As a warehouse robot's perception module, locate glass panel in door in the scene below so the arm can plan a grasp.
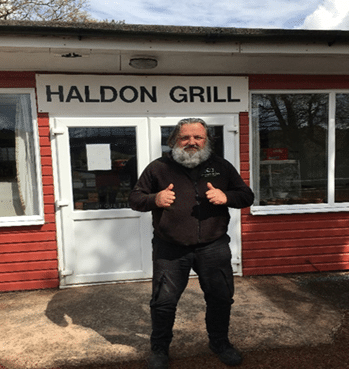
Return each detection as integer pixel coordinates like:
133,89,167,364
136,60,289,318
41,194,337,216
69,127,138,210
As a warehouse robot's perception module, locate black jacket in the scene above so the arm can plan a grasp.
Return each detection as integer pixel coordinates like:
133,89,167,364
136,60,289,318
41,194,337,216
129,153,254,246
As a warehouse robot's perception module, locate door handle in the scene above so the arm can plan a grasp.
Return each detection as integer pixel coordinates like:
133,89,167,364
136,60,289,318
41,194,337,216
51,127,65,135
56,200,69,208
228,124,239,132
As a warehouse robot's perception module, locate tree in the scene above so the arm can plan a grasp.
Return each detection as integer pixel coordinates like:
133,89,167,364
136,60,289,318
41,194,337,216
0,0,93,22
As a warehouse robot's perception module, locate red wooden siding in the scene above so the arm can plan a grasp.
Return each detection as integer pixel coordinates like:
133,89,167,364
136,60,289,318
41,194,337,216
241,75,349,276
0,73,59,291
239,112,251,187
0,71,36,88
241,212,349,275
249,74,349,90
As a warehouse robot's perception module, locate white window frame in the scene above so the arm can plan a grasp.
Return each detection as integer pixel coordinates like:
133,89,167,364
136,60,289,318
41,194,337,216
250,89,349,216
0,88,44,227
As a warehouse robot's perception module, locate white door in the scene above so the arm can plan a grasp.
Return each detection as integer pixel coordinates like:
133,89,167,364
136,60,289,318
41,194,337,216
149,115,242,275
53,117,152,286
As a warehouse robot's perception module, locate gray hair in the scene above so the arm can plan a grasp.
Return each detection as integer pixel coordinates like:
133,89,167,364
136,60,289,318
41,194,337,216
167,118,214,148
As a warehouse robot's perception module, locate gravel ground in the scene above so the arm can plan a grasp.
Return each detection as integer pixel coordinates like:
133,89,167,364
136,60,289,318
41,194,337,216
66,272,349,369
67,312,349,369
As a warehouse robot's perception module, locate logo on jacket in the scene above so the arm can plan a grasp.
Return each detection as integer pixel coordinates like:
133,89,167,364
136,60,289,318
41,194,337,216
201,168,221,178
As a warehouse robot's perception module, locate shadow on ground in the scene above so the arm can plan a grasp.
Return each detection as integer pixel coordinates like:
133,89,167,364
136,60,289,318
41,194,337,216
45,282,153,346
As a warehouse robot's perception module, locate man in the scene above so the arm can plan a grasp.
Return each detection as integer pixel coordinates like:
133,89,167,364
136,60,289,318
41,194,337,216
129,118,254,369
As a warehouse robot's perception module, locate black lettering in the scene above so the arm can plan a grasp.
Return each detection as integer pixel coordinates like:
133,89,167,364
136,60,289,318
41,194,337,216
213,86,226,102
206,86,212,103
85,86,100,102
46,85,64,102
100,86,117,102
120,86,138,103
189,86,205,102
140,86,157,102
66,86,84,102
227,86,241,102
169,86,188,103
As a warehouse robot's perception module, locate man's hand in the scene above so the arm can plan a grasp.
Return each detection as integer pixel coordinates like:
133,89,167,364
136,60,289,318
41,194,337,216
155,184,176,208
206,182,227,205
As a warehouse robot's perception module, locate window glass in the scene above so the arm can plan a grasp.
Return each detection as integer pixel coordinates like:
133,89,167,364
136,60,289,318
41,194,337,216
252,94,328,206
0,94,40,217
335,94,349,202
69,127,137,210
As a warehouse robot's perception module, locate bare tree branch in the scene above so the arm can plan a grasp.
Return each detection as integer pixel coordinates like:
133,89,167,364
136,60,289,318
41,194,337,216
0,0,94,22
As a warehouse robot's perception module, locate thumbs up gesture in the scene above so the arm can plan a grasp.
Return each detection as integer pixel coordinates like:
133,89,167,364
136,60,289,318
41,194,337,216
206,182,227,205
155,183,176,208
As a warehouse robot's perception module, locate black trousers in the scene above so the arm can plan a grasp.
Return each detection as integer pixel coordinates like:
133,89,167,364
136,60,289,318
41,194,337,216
150,234,235,349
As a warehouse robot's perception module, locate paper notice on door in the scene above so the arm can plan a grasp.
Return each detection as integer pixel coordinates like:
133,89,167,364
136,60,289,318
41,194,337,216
86,144,112,171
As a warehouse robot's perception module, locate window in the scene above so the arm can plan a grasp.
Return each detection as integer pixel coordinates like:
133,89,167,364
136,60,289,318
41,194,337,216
251,91,349,215
0,90,43,226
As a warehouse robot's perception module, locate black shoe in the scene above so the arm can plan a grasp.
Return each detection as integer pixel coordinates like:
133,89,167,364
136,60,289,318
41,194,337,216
147,345,169,369
209,338,242,366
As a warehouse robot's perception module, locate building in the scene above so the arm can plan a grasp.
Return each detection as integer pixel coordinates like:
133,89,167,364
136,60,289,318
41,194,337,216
1,21,349,291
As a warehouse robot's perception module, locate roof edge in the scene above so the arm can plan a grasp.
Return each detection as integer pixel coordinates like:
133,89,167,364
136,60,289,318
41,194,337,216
0,20,348,43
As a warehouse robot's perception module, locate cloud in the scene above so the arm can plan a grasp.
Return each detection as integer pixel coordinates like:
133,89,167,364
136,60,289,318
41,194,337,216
89,0,320,29
300,0,349,29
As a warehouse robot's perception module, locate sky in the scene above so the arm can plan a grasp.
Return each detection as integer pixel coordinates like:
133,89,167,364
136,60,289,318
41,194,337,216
88,0,349,30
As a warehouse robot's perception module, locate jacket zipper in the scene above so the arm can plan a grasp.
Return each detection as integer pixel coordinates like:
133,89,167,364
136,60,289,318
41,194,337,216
194,180,201,243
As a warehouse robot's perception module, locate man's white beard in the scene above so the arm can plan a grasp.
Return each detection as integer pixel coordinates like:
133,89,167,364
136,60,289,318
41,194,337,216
172,143,212,168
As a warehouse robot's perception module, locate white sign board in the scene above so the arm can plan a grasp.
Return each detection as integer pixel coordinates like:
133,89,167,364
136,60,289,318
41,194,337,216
36,75,248,115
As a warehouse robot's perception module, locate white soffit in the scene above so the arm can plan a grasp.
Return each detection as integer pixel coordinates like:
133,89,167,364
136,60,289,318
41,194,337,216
1,34,349,55
1,34,349,74
240,41,349,55
0,35,240,54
